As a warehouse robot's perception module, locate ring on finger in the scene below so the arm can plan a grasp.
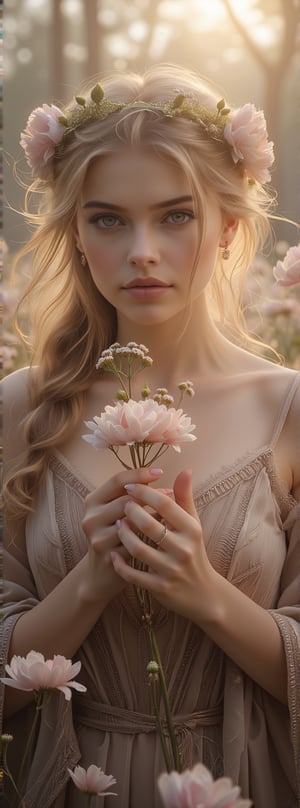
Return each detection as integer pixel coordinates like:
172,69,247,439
156,522,168,549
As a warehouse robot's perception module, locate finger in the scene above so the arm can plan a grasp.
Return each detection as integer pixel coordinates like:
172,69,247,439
86,467,164,506
111,550,160,590
82,494,132,535
123,501,170,549
173,469,199,520
88,522,122,551
115,518,167,569
123,483,199,536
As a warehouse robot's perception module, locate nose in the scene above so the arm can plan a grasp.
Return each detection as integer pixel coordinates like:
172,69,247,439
127,224,160,268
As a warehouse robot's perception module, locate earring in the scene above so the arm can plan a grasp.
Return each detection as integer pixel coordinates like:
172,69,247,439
80,253,87,267
222,243,230,260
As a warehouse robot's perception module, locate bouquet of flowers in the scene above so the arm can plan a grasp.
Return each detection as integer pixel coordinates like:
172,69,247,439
83,341,196,772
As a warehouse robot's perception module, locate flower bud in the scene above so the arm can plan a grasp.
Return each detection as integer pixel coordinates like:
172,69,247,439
147,660,159,674
0,733,14,744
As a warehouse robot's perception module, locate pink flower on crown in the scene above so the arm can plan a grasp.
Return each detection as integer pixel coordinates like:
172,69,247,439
224,103,274,184
83,398,196,453
68,764,117,796
0,651,87,700
158,763,252,808
20,104,66,178
273,244,300,287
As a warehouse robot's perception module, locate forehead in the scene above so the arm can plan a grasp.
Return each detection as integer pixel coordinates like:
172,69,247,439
80,148,193,209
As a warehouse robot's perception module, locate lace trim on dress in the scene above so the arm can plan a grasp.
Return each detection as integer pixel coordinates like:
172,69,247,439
51,447,296,525
269,611,300,799
193,449,295,521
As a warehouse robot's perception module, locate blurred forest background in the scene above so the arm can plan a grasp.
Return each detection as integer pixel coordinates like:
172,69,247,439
3,0,300,370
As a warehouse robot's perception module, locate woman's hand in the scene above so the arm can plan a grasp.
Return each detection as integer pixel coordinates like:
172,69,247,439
111,469,219,626
80,466,164,606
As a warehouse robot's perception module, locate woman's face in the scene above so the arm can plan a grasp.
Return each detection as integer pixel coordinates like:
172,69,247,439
75,148,233,328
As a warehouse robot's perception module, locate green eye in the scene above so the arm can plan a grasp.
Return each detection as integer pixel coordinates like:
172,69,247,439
164,211,194,224
100,215,119,227
90,214,123,228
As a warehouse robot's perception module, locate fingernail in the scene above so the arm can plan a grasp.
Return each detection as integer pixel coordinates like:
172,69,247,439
149,468,163,476
116,519,121,529
124,483,137,491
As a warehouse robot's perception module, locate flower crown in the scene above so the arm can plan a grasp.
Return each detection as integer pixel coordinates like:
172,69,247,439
20,83,274,185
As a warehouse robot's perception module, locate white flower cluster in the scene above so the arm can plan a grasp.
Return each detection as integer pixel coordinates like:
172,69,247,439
96,341,153,371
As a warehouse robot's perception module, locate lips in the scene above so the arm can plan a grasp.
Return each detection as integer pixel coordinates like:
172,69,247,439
124,277,170,289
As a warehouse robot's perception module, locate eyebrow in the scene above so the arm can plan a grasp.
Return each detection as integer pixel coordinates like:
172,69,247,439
82,195,194,211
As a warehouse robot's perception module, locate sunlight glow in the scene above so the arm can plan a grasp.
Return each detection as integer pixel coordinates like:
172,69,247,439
189,0,226,29
252,24,279,47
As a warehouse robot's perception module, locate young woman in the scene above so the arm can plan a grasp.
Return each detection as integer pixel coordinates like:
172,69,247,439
2,63,300,808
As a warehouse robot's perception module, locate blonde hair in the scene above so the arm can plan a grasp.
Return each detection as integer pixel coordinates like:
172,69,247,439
5,63,277,521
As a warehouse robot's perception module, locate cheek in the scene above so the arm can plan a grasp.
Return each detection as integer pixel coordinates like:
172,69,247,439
172,232,198,269
84,237,120,270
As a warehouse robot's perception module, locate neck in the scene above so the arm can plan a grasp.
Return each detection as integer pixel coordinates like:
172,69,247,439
115,298,235,391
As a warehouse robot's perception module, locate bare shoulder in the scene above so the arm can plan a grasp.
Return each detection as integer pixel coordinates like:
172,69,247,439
256,358,300,498
233,350,300,496
280,367,300,499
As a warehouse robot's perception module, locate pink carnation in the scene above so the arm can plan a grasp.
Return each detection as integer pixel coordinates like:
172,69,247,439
158,763,252,808
224,103,274,183
20,104,65,178
83,398,196,453
273,244,300,287
68,764,117,796
0,651,87,701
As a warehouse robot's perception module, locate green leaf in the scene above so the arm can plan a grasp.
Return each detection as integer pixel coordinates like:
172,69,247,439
90,84,104,104
75,95,86,107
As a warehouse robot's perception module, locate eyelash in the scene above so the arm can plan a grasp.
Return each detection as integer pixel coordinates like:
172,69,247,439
89,214,122,228
163,210,195,225
89,210,195,229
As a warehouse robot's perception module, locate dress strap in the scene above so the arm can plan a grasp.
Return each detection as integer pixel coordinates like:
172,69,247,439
270,370,300,449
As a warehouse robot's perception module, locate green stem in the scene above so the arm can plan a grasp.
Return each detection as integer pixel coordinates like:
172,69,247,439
15,690,47,804
1,745,23,805
149,628,181,772
149,678,172,772
135,579,181,772
143,444,170,466
109,447,132,470
129,445,138,469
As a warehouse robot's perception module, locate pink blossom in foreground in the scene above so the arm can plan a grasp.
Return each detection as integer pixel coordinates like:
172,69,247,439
273,244,300,287
83,398,196,453
224,103,274,184
68,764,117,796
20,104,65,178
0,651,87,700
158,763,252,808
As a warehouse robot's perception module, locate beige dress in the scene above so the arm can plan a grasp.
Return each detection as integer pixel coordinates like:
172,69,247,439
1,373,300,808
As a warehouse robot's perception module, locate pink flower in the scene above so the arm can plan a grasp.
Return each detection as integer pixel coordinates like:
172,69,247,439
273,244,300,287
0,651,87,700
157,763,252,808
20,104,66,178
68,764,117,796
83,398,196,453
224,103,274,183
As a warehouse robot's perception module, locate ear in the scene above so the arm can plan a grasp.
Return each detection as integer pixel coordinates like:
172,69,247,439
219,215,239,248
72,222,83,253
